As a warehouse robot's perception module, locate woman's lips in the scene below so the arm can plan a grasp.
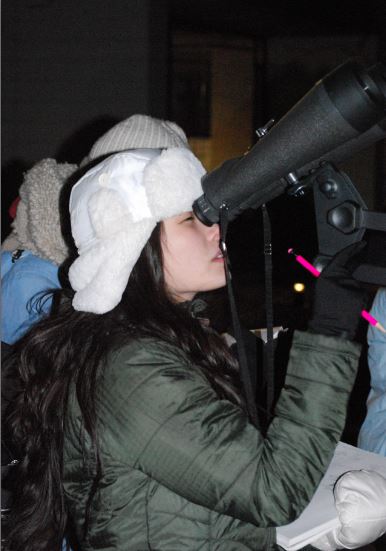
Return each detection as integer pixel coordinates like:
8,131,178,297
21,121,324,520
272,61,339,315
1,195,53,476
212,251,224,262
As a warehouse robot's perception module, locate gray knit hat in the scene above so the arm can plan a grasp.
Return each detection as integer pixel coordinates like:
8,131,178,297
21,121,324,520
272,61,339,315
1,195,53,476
85,114,189,164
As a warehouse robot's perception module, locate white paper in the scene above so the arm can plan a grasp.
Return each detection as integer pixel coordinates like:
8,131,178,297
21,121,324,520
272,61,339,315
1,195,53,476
276,442,386,551
250,326,286,343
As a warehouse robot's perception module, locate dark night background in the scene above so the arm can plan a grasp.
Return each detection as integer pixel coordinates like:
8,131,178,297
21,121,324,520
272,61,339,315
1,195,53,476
2,1,386,446
3,1,385,283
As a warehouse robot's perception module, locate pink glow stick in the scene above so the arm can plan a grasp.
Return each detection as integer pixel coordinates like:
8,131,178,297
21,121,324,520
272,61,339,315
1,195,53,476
361,309,386,333
287,248,321,278
288,248,386,333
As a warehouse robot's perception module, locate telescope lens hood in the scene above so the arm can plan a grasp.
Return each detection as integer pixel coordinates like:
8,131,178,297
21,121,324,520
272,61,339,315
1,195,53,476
323,60,386,133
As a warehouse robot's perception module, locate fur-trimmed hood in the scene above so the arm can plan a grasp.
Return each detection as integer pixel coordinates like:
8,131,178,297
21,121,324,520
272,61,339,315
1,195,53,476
11,159,78,266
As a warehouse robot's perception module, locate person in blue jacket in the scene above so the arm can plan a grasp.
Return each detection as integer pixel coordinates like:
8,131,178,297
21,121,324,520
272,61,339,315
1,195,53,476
358,287,386,456
1,249,62,344
1,159,76,344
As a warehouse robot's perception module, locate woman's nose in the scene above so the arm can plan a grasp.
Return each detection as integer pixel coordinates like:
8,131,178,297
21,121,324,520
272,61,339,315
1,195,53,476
206,222,220,241
196,215,220,241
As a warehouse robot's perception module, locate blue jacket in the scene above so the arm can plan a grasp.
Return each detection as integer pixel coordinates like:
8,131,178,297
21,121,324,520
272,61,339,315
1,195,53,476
358,288,386,456
1,250,60,344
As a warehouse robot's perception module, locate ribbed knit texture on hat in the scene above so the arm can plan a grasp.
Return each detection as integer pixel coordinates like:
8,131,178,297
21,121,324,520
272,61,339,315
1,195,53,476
87,114,189,162
13,159,78,265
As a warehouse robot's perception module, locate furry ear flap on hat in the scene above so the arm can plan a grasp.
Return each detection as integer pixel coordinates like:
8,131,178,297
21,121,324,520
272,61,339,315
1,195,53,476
88,188,132,239
70,220,154,314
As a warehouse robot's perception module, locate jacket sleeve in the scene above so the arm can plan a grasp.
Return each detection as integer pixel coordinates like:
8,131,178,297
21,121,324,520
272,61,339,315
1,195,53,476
1,255,58,344
357,289,386,455
98,330,360,527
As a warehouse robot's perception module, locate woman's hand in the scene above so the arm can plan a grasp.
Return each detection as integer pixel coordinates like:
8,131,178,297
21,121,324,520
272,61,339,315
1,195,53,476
308,241,367,340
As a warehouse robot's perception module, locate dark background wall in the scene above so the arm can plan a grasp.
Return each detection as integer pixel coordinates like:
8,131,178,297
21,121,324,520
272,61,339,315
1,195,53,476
2,0,386,242
2,0,169,230
2,0,169,166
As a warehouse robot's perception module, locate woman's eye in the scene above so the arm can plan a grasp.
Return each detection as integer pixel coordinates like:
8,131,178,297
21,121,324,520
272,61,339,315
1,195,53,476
183,215,194,222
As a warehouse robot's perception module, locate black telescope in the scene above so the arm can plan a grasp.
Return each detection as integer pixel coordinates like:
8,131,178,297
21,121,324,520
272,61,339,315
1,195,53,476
193,60,386,226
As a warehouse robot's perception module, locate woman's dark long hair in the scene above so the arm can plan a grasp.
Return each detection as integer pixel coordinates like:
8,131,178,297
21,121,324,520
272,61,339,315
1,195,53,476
6,223,242,551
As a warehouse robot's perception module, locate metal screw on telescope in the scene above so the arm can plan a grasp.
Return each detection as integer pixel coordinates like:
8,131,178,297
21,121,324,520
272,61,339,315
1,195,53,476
255,119,275,139
286,171,310,197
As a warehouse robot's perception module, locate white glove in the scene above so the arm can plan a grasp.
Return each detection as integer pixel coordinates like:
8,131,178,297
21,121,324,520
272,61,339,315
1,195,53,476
312,469,386,550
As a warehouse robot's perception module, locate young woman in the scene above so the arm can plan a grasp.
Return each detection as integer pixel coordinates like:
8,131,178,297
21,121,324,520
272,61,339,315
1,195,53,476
6,147,364,551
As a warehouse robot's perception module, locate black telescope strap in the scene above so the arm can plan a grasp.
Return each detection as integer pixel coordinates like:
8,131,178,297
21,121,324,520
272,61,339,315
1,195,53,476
361,210,386,232
219,205,260,430
261,204,275,426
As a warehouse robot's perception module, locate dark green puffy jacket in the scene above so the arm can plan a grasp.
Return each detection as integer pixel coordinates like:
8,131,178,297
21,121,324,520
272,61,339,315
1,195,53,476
63,330,360,550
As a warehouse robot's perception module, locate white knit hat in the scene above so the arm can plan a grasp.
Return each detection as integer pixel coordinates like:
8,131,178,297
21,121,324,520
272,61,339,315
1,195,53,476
69,147,205,314
85,114,189,164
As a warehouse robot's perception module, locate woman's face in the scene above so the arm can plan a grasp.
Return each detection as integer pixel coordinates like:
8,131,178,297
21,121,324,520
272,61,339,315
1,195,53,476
161,211,225,302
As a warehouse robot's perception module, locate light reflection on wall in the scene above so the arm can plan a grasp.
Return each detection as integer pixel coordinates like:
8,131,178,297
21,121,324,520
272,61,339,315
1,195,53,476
172,32,259,171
